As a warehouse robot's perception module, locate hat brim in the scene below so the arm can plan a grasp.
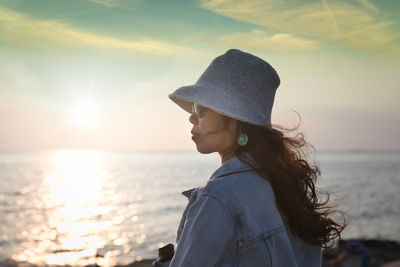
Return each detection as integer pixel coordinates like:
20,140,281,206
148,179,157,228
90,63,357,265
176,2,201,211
168,84,270,127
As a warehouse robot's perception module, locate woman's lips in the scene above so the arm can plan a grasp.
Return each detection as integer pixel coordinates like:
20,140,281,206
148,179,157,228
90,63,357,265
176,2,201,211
191,131,200,141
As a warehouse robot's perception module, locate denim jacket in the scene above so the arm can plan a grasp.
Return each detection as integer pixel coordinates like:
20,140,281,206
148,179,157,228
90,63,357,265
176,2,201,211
154,153,321,267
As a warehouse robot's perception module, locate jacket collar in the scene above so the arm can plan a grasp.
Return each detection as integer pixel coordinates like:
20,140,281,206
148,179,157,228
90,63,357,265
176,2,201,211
209,151,260,180
181,152,260,199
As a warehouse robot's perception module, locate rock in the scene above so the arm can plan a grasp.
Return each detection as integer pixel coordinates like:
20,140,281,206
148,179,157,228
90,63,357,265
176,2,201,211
323,239,400,267
382,259,400,267
0,258,38,267
114,259,154,267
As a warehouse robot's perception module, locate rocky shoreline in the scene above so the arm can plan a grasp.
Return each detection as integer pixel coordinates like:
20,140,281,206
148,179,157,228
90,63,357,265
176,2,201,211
1,239,399,267
323,239,400,267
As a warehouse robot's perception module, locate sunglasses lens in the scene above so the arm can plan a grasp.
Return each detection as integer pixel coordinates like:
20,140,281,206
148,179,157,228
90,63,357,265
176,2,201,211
193,103,205,118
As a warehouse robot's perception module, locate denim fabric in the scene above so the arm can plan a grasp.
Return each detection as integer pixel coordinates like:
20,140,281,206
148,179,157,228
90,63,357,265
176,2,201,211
161,153,321,267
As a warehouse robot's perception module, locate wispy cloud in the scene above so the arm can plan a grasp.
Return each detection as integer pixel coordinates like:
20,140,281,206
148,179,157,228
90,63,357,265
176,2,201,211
355,0,378,11
215,29,320,53
88,0,119,7
321,0,343,40
0,6,192,55
201,0,399,55
0,60,44,91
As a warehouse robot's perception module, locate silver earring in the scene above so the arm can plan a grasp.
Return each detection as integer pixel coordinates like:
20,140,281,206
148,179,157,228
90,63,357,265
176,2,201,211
237,129,248,146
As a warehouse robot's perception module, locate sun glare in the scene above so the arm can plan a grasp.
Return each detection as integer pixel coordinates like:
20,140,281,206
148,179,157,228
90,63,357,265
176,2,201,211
70,100,98,127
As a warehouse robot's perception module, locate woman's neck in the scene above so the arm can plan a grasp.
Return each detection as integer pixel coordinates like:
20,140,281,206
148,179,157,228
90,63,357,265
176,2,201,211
219,149,236,165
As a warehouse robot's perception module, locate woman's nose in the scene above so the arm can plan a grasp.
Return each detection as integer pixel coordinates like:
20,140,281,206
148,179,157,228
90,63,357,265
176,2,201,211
189,113,198,125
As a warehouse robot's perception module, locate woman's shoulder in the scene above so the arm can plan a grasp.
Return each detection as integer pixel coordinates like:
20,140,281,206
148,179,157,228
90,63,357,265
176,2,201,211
203,170,281,219
203,168,275,203
189,154,285,230
198,169,287,243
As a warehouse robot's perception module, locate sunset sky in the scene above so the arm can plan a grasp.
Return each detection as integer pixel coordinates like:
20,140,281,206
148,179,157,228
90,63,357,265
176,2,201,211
1,0,399,151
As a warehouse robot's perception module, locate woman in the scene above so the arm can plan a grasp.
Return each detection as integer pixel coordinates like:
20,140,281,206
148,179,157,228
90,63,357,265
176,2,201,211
155,49,345,266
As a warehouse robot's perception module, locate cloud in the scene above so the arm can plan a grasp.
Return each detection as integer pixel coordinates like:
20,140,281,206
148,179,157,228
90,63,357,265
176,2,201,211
200,0,400,55
216,29,320,53
355,0,378,11
88,0,119,7
0,6,192,55
0,60,44,91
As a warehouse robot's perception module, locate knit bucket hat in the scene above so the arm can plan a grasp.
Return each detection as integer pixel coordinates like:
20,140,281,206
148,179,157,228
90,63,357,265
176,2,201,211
168,49,280,127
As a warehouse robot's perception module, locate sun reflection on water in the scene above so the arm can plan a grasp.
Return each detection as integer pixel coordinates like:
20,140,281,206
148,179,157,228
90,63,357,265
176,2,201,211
13,149,120,266
47,149,105,206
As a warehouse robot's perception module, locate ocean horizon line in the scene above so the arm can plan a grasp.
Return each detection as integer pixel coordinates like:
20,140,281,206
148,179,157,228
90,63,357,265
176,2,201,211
0,148,400,154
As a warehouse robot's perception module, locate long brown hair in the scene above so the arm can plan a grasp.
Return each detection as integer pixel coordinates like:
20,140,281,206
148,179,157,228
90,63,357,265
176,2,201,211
229,117,347,248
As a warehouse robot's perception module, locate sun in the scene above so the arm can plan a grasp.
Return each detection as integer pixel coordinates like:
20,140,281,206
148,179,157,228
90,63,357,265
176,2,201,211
70,100,98,127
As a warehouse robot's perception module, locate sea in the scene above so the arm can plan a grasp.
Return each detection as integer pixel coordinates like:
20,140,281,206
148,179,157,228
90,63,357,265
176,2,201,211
0,150,399,266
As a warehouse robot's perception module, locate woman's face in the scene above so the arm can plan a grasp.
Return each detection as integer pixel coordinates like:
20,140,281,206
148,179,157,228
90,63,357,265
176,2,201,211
189,104,238,156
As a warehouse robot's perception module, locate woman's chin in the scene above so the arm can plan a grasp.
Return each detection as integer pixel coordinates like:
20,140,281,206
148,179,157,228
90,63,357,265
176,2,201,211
194,144,213,154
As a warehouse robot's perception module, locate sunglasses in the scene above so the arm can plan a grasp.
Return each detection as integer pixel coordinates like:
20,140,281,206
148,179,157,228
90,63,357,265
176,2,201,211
192,103,208,118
